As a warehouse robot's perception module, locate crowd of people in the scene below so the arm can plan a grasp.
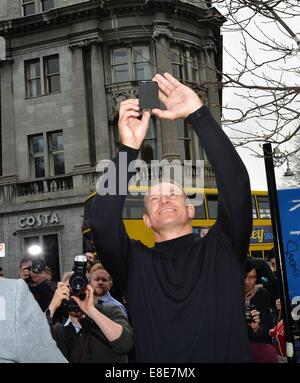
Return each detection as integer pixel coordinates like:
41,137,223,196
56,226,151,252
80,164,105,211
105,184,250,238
0,249,285,363
0,73,296,363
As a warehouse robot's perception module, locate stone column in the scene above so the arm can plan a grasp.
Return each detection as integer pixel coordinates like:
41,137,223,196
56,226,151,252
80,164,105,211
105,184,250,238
70,44,91,172
205,46,221,124
0,59,17,182
90,43,110,162
152,16,180,162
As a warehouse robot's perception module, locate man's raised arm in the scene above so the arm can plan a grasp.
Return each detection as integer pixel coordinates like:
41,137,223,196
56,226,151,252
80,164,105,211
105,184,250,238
89,100,151,291
188,106,252,259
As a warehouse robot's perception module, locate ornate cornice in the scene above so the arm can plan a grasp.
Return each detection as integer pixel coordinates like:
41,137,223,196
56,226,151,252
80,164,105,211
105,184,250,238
0,0,225,37
152,21,172,39
105,82,139,120
68,33,103,49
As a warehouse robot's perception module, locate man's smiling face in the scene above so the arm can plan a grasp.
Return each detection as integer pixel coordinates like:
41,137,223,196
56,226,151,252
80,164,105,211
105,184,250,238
143,182,194,234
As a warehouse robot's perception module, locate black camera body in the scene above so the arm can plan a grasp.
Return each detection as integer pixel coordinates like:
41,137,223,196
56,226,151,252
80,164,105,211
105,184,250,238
64,255,88,313
69,255,88,297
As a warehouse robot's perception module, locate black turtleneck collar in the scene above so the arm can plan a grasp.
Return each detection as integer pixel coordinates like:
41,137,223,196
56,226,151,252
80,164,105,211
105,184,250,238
153,233,196,253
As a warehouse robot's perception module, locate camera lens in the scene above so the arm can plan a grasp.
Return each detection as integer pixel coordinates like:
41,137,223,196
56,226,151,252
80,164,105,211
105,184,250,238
70,275,87,292
31,259,46,274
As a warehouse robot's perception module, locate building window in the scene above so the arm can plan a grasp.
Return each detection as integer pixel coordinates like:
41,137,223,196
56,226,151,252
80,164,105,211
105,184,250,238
133,46,151,81
44,55,61,94
25,59,41,98
22,0,35,16
141,117,157,164
199,51,207,81
111,46,151,83
25,55,60,98
178,121,192,160
41,0,54,12
112,48,128,82
190,51,199,82
29,131,65,178
48,131,65,175
30,134,45,178
171,47,205,83
171,47,184,80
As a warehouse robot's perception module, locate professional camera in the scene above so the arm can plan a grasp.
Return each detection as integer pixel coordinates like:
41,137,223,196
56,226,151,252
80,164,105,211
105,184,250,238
25,258,46,286
63,255,88,313
30,259,46,274
69,255,88,297
245,300,256,324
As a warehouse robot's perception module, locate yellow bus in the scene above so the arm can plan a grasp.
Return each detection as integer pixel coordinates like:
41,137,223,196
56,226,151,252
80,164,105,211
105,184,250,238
82,188,274,259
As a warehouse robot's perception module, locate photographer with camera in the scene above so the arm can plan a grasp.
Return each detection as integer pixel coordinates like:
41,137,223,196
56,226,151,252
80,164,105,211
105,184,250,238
46,256,133,363
19,256,56,312
244,258,278,362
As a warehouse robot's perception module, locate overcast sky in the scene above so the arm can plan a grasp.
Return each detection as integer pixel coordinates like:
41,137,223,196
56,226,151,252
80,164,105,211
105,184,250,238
218,4,299,190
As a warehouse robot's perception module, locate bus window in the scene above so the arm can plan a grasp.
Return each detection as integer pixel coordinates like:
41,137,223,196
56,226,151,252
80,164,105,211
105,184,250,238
128,206,145,218
252,196,258,219
206,194,218,219
250,250,264,259
194,202,206,219
257,196,271,219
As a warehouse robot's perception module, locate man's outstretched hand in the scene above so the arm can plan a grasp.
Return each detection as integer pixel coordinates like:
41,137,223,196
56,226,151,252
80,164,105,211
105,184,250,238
118,99,151,150
152,72,203,120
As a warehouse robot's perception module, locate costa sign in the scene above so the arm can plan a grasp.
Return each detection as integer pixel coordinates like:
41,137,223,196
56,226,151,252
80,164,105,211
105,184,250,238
18,212,60,228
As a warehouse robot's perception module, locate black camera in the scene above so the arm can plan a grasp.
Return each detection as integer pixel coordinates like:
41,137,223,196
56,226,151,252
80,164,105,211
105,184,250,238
31,259,46,274
245,300,256,323
69,255,88,297
25,258,46,286
64,255,88,313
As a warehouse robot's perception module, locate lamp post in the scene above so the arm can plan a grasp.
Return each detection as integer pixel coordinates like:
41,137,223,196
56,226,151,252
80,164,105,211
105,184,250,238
273,148,295,178
284,157,294,177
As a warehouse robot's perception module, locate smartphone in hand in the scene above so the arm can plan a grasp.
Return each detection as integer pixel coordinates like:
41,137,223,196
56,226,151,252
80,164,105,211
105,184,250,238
138,80,160,110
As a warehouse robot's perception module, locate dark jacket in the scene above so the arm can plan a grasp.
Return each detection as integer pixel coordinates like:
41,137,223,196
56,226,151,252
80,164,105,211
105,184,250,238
249,287,274,343
29,279,57,312
50,304,133,363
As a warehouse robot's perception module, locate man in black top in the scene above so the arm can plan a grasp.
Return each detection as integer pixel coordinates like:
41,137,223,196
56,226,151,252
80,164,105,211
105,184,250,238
90,73,253,362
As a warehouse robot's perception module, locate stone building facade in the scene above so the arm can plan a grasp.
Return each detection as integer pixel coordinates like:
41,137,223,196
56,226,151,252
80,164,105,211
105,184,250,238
0,0,223,278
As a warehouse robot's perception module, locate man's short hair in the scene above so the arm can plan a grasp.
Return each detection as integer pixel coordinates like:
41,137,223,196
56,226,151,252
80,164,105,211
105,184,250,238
90,264,111,280
246,257,258,275
19,256,32,269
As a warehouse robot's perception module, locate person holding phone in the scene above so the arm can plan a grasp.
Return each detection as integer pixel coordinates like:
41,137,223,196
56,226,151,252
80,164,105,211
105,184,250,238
90,73,252,362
